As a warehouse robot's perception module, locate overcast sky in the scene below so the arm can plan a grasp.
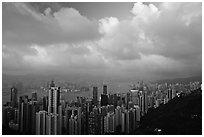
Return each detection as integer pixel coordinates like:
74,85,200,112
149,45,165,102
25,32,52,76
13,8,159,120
2,2,202,81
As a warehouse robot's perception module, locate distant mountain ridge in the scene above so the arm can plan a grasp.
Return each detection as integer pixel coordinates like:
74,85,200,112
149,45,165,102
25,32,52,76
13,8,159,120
156,76,202,84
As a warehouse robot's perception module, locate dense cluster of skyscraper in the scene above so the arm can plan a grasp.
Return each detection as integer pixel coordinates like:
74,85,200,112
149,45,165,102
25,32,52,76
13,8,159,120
2,80,201,135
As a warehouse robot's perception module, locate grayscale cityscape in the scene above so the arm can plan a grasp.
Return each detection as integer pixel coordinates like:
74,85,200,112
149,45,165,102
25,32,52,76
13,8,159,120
2,2,202,135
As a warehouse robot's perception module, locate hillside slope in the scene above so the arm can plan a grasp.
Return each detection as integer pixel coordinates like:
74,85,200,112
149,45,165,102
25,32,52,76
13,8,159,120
134,89,202,135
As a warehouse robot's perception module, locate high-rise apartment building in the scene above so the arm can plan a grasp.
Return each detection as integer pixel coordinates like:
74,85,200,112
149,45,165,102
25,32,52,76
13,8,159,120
101,94,108,106
88,112,96,134
48,81,60,114
31,92,37,101
103,85,107,95
36,110,47,135
11,87,18,108
46,113,58,135
93,87,98,106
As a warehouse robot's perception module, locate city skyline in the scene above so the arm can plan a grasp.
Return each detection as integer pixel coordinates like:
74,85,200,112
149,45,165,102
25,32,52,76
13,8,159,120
3,79,202,135
2,2,202,81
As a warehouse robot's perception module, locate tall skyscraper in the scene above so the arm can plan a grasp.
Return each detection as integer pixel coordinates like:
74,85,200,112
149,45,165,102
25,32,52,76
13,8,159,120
88,112,96,134
115,106,122,130
113,93,118,107
126,92,131,108
108,112,115,133
104,113,108,133
77,107,82,135
42,96,48,111
31,92,37,101
128,108,135,133
92,106,101,135
58,105,63,135
14,108,19,125
104,112,115,133
121,112,125,133
48,81,60,114
125,110,130,134
30,101,38,134
141,91,148,115
93,87,98,106
46,113,58,135
108,94,114,105
65,107,73,134
36,111,47,135
10,87,18,107
130,89,140,106
74,116,78,135
134,105,140,122
19,95,29,133
101,94,108,106
167,88,173,101
68,114,75,135
101,85,109,107
18,96,23,132
103,85,107,95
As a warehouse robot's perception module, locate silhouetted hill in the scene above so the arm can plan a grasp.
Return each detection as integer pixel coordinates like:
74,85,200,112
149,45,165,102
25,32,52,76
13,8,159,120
156,76,202,84
134,89,202,135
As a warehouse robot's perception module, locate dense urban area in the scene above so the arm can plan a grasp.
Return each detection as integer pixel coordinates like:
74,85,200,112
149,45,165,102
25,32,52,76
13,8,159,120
2,78,202,135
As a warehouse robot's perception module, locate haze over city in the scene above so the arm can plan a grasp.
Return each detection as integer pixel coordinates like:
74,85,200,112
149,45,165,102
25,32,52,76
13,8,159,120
2,2,202,135
2,2,202,81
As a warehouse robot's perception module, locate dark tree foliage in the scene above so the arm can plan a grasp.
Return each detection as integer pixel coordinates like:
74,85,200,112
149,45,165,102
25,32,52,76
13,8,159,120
134,89,202,135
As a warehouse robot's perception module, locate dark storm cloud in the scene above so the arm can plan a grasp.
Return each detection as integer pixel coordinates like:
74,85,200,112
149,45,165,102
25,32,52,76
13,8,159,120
2,2,202,80
3,3,101,46
28,2,134,20
28,2,63,14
